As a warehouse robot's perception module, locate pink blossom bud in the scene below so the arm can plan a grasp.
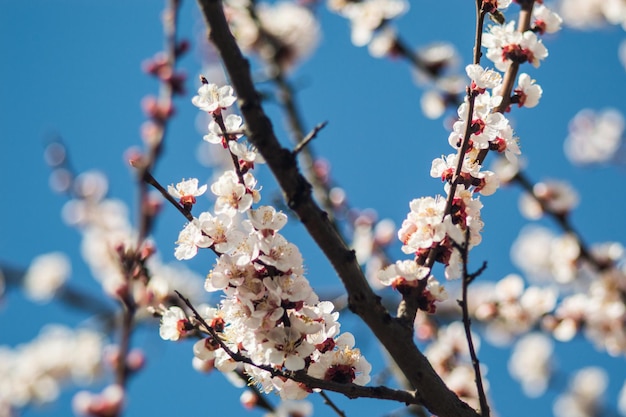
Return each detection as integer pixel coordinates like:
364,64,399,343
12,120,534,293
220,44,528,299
127,349,146,372
125,147,145,168
240,390,258,410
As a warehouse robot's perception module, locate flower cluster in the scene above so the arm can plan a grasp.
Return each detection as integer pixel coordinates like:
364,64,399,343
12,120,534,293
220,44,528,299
0,325,104,414
377,2,563,314
483,20,548,72
161,81,371,400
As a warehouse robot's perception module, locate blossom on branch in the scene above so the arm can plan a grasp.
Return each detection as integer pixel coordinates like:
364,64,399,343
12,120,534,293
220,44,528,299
204,114,244,147
483,21,548,71
191,83,237,114
168,178,207,206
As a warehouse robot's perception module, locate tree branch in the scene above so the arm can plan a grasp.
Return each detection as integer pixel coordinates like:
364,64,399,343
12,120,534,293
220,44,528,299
194,2,480,416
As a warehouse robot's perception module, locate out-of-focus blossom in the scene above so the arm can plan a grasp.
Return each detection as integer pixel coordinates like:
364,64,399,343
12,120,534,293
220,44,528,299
553,367,608,417
72,384,125,417
508,333,553,397
23,252,71,302
511,225,580,283
335,0,408,47
564,108,624,165
518,179,579,219
0,325,103,413
226,1,320,71
558,0,626,30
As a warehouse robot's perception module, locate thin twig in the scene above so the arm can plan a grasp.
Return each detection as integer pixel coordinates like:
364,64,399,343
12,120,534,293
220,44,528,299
143,171,194,222
319,391,347,417
293,121,328,155
457,230,490,417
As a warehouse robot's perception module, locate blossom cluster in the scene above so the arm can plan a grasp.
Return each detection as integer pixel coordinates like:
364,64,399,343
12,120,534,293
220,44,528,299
376,1,563,314
160,81,371,400
0,325,104,415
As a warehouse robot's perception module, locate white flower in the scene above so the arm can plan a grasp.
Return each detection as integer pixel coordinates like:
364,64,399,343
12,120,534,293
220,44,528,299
211,170,254,216
307,333,371,385
398,196,448,254
192,83,237,114
465,64,502,91
513,73,542,108
256,233,304,274
228,141,263,164
426,276,448,302
448,92,509,150
167,178,207,205
247,206,288,233
159,306,189,341
174,220,214,260
203,114,244,146
207,253,255,291
377,260,429,287
533,4,563,34
553,367,608,417
263,326,315,371
197,212,244,254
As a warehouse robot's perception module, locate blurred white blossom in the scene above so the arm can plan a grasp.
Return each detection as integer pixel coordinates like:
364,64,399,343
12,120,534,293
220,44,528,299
564,108,624,165
23,252,71,302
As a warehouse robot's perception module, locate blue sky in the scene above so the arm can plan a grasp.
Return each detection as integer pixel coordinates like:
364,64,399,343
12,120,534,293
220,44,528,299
1,1,625,416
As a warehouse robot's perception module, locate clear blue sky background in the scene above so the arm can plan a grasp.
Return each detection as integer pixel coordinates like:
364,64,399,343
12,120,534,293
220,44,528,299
1,1,625,416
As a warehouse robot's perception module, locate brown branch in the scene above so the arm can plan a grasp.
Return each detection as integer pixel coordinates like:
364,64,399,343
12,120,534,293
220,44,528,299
176,291,422,406
135,0,184,243
143,171,194,222
194,1,479,416
456,231,490,417
293,121,328,155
